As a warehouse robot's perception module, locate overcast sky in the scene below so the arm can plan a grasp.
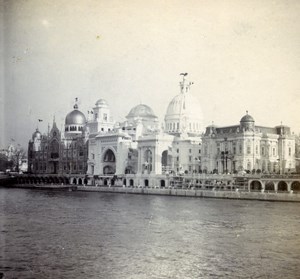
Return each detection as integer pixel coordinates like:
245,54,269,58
1,0,300,149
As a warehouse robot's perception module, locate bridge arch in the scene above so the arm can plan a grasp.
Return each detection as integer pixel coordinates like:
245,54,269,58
291,181,300,192
250,180,262,191
278,181,288,192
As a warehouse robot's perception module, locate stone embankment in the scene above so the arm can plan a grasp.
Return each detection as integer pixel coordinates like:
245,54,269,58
77,186,300,202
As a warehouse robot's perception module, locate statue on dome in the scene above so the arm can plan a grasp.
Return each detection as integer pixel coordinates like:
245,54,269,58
179,73,193,94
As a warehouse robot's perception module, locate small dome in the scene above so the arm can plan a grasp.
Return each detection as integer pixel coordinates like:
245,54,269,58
240,112,254,123
95,99,108,107
65,109,86,125
126,104,157,119
32,129,41,140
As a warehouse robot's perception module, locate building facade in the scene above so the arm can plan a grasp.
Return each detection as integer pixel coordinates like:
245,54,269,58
27,74,297,186
201,113,296,174
28,102,88,175
86,74,203,186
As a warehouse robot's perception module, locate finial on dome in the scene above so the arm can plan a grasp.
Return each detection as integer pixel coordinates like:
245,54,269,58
246,110,248,114
74,97,79,109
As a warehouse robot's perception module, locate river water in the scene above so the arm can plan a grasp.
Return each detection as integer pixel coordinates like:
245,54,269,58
0,188,299,278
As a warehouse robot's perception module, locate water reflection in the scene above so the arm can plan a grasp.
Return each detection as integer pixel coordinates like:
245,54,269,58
0,188,299,278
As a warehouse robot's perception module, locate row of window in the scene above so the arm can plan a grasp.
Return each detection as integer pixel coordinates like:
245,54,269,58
94,113,108,122
213,146,292,157
65,125,83,132
63,164,84,171
33,150,85,159
166,122,201,131
176,148,201,154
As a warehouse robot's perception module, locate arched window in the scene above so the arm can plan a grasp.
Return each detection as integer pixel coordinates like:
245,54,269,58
50,140,59,159
144,149,153,173
103,149,115,162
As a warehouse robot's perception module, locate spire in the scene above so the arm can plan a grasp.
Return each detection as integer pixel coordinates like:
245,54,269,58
74,97,79,109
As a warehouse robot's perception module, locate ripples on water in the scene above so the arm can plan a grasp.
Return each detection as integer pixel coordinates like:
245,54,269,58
0,188,299,278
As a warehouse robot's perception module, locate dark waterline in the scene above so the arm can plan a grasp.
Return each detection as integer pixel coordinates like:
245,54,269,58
0,188,299,278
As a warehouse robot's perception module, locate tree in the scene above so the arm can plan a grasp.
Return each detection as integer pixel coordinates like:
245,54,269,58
0,153,9,171
9,147,26,173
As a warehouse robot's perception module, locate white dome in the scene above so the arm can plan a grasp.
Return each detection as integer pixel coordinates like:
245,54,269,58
165,91,203,136
126,104,157,120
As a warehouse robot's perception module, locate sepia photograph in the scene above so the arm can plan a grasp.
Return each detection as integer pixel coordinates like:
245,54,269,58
0,0,300,278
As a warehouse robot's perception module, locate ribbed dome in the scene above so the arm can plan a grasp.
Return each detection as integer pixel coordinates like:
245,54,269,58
240,113,254,123
65,109,86,125
95,99,108,107
126,104,157,119
165,92,203,135
32,129,41,140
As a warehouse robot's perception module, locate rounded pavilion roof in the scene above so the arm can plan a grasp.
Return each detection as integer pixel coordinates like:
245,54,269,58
126,104,157,119
95,99,108,107
240,112,255,123
65,106,86,125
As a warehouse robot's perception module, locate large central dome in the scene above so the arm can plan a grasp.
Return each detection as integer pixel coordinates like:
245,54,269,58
165,76,203,136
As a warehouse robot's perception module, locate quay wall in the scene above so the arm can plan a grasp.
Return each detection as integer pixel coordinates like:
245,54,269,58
77,186,300,202
1,181,300,202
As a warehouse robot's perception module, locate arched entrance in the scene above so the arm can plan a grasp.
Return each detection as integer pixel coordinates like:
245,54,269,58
291,181,300,192
278,181,287,191
160,180,165,187
130,179,134,187
78,178,82,185
144,179,149,187
250,180,262,191
123,179,127,186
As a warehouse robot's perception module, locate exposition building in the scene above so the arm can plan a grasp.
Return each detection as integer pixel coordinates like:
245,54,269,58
27,74,296,186
28,102,89,183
